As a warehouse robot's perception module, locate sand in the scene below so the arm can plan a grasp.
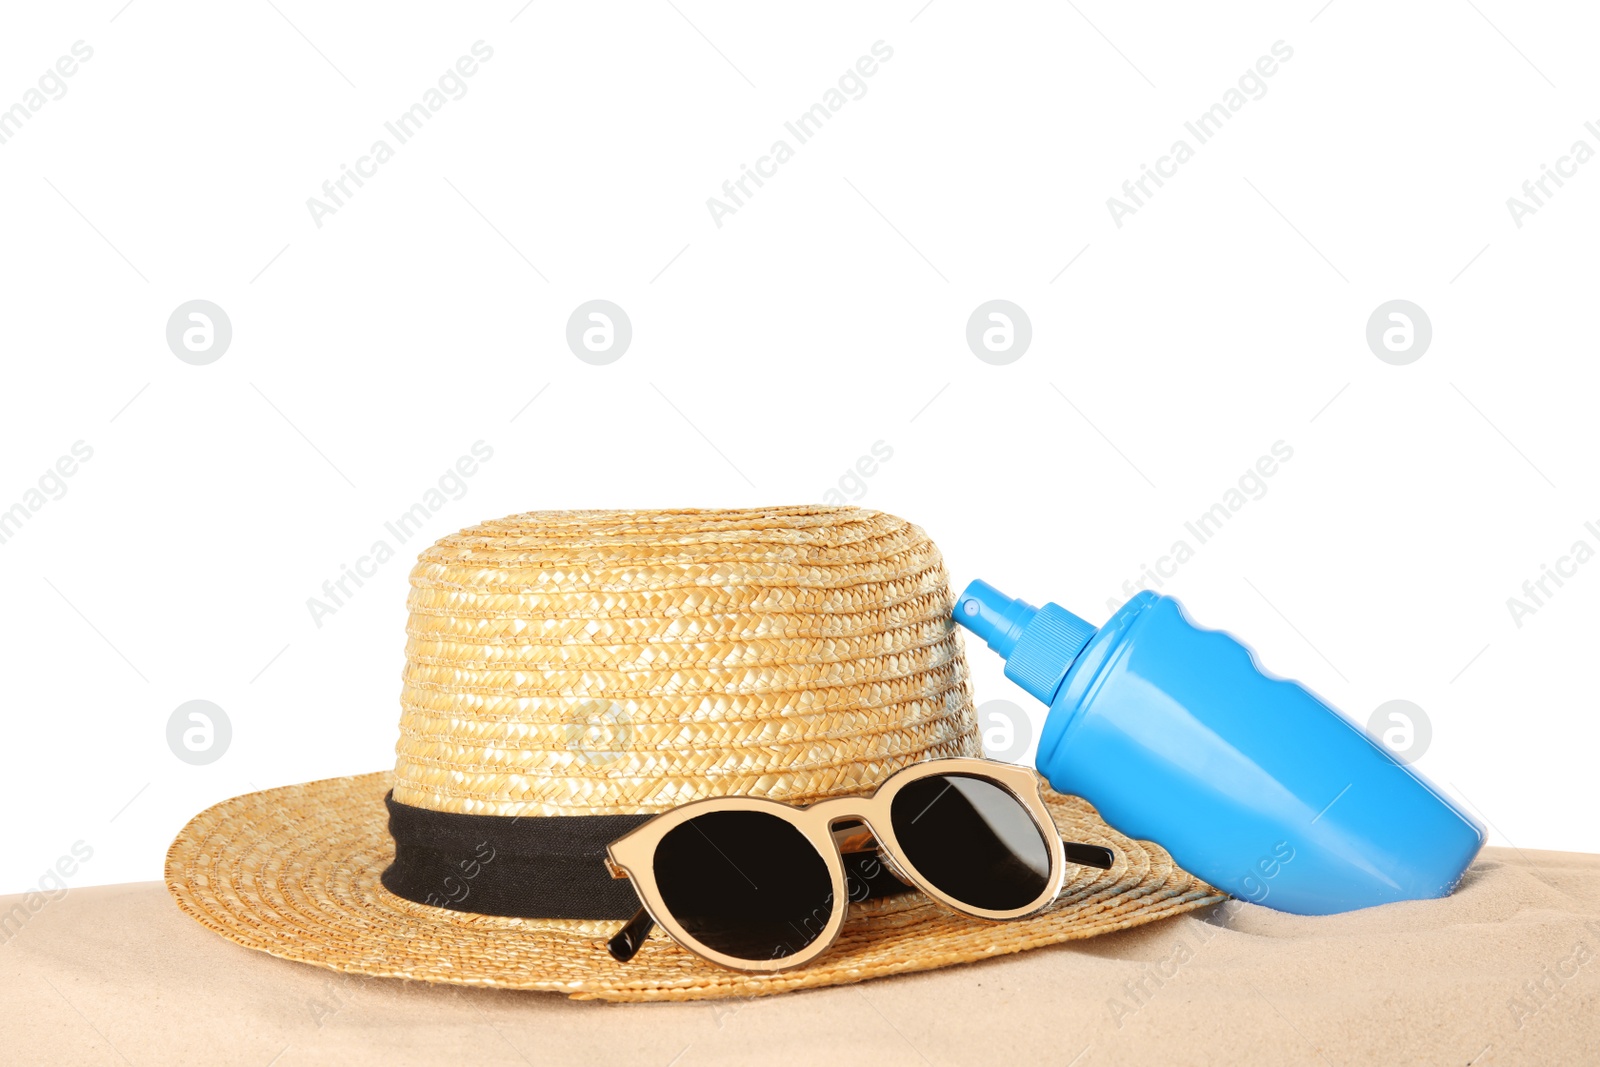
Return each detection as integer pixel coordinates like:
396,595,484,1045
2,846,1596,1065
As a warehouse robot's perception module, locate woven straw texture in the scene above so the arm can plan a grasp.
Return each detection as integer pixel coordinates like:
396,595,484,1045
394,506,979,816
166,771,1225,1002
166,506,1223,999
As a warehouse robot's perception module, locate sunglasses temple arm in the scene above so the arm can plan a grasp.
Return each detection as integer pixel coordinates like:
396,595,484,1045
607,907,656,963
1063,841,1116,870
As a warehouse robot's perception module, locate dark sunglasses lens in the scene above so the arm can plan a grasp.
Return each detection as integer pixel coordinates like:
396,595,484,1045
890,774,1052,911
652,810,834,961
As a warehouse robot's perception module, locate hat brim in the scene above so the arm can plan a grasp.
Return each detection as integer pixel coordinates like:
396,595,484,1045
165,772,1223,1002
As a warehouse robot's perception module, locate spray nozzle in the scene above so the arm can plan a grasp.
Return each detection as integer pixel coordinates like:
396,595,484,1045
954,579,1098,704
955,580,1038,658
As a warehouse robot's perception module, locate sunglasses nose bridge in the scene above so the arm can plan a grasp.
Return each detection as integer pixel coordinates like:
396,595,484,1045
810,798,893,868
828,818,884,856
802,794,866,834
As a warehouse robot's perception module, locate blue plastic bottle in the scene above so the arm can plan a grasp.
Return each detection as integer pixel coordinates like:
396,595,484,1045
954,580,1485,915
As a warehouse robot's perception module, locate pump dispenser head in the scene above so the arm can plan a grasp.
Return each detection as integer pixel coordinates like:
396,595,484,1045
954,580,1097,705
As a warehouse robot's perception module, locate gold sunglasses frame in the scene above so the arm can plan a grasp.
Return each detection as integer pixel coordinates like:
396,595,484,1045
604,757,1073,973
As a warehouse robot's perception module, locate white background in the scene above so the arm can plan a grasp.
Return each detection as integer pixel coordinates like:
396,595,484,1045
2,1,1597,897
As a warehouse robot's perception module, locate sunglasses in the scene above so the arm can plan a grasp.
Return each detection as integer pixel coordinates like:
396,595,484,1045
603,757,1114,972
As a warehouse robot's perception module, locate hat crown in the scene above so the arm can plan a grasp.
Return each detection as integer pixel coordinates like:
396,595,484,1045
392,506,979,816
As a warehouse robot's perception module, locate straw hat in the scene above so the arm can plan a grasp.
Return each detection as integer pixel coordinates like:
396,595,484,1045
166,506,1221,1001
